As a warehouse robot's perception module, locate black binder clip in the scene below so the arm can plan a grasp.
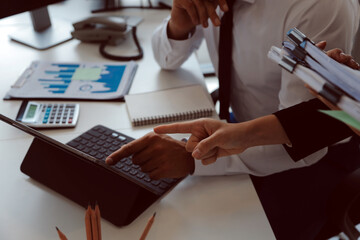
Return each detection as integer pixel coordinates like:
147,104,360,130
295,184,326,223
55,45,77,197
279,54,297,73
319,83,343,105
282,41,307,62
287,28,314,47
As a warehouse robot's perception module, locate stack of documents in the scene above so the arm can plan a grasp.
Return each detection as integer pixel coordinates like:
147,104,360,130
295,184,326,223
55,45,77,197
268,28,360,130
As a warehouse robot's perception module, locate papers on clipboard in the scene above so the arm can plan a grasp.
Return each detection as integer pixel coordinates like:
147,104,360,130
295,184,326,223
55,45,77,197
268,28,360,129
5,60,138,101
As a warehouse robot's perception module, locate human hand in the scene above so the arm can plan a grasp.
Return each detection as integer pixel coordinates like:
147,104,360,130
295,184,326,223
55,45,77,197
105,132,194,179
308,42,360,136
154,118,251,165
316,41,360,70
307,41,360,107
168,0,228,39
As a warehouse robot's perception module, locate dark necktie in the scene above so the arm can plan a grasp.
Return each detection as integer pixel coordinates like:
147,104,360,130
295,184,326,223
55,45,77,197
218,0,235,121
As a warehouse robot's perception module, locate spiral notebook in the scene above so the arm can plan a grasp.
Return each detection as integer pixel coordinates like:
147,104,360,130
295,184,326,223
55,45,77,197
125,85,215,126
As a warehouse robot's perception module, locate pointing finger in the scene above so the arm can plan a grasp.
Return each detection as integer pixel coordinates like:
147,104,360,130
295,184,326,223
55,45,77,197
106,136,150,165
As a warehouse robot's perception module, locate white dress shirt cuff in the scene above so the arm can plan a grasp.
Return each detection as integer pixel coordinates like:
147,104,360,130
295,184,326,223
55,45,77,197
167,25,203,52
193,155,250,176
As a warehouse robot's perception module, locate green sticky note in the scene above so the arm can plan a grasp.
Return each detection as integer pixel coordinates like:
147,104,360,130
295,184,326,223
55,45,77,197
319,110,360,131
71,68,101,81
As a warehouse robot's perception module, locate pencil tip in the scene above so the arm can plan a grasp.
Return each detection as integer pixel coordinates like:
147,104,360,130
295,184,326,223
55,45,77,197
153,212,156,217
55,226,59,231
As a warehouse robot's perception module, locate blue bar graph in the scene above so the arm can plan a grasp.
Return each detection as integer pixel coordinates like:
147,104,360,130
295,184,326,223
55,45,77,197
37,64,126,94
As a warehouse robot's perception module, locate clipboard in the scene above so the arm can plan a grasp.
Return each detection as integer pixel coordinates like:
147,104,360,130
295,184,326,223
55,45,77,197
4,60,138,102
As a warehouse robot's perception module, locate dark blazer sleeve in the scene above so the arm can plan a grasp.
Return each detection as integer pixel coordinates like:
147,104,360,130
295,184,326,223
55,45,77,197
273,98,354,162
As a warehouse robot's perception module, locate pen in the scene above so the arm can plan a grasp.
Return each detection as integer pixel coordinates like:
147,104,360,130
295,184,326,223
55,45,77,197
55,226,68,240
139,212,156,240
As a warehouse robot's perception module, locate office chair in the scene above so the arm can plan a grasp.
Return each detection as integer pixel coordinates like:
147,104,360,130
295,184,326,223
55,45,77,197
315,167,360,240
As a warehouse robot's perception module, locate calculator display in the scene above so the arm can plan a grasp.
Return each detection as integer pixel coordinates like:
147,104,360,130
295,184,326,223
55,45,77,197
25,104,38,119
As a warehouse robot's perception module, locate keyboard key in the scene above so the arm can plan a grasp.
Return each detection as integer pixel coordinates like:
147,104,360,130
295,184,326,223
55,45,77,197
144,176,152,182
115,163,124,169
129,169,138,175
89,151,97,156
118,136,126,141
104,130,112,136
98,128,105,133
77,145,85,151
151,180,161,186
92,145,100,151
81,133,92,140
122,166,131,172
68,141,79,148
163,178,176,184
83,148,91,153
136,172,145,179
88,130,101,137
110,146,119,151
159,182,168,189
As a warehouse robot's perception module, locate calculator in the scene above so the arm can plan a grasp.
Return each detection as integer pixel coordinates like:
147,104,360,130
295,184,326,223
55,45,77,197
16,101,80,128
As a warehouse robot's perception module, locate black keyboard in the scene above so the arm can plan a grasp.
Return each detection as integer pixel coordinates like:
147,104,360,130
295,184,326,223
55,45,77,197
66,125,179,194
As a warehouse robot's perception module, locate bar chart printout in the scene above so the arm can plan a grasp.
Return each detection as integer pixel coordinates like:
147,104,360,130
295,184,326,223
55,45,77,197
6,61,138,100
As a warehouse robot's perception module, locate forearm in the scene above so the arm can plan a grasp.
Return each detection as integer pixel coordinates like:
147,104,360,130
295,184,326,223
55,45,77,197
243,114,291,148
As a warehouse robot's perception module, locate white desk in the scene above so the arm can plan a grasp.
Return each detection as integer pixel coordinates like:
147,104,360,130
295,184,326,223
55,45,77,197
0,1,275,239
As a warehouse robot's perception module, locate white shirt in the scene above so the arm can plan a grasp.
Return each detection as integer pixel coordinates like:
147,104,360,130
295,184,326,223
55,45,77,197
152,0,360,176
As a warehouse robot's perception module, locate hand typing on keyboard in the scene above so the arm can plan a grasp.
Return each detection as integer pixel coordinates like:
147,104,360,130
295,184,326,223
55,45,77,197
106,132,195,180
